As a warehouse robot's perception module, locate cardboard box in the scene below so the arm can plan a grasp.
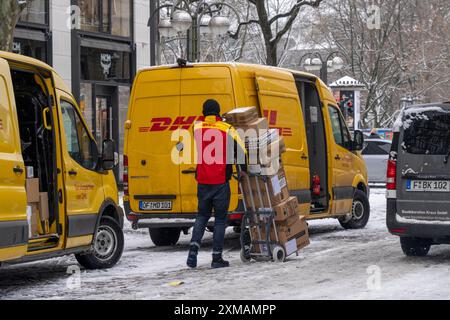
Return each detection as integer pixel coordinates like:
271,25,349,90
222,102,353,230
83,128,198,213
224,106,259,125
236,117,268,133
26,178,39,203
242,167,289,209
38,192,49,222
273,196,300,222
258,138,284,165
27,204,39,237
279,136,286,154
250,216,310,255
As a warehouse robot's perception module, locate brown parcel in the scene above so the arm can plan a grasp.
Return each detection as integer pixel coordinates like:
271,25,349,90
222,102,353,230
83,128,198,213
26,178,39,203
235,117,268,132
224,106,258,125
39,192,49,221
273,196,300,222
242,167,290,209
29,204,39,237
251,217,310,254
258,137,286,166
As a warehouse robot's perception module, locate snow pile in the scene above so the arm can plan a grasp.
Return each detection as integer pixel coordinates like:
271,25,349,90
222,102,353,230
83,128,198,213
393,106,446,132
396,214,450,225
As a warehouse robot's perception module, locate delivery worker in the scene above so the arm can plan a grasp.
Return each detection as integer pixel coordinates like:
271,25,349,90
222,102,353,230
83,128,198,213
187,99,246,269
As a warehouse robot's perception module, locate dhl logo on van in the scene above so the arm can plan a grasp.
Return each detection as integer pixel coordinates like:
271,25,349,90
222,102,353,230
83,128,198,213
138,110,292,136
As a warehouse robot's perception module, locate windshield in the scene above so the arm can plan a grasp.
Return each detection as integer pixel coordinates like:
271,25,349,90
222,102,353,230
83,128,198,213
403,110,450,155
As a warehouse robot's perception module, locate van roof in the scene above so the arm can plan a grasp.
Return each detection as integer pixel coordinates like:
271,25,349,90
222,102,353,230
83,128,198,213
403,102,450,110
137,62,325,85
0,50,72,95
0,50,55,73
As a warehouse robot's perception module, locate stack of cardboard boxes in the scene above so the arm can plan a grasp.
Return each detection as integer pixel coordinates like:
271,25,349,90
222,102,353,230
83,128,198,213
224,107,310,257
25,167,49,237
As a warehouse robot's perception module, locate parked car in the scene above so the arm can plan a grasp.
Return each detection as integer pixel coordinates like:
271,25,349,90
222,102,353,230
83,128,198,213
387,102,450,256
362,139,392,183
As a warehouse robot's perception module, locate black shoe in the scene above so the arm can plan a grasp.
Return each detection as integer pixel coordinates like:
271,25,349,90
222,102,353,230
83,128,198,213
211,254,229,269
187,245,198,268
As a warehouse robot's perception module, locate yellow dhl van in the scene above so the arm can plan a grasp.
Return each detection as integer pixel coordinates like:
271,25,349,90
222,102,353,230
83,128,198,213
0,52,124,269
124,62,369,246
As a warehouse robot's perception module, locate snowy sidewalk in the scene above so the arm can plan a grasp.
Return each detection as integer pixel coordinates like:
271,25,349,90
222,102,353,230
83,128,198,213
2,188,450,299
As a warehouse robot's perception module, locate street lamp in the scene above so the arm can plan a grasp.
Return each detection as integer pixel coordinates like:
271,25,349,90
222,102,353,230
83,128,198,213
299,52,345,84
149,1,240,62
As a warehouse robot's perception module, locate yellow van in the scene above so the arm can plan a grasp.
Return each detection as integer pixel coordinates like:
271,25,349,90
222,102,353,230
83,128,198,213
0,52,124,269
124,62,369,246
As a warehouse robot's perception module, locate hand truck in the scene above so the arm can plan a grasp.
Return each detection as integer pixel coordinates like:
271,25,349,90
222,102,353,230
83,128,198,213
237,165,288,263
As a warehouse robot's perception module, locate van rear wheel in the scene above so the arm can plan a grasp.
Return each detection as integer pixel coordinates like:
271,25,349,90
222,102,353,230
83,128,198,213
400,237,431,257
149,228,181,246
75,216,124,269
338,190,370,229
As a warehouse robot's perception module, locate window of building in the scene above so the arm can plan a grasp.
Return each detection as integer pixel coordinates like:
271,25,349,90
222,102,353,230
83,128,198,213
61,100,98,170
80,47,131,82
19,0,48,25
12,38,47,62
79,0,131,37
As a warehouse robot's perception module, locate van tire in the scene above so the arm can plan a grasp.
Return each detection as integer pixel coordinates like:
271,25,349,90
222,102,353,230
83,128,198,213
75,216,124,269
400,237,431,257
339,190,370,229
149,228,181,246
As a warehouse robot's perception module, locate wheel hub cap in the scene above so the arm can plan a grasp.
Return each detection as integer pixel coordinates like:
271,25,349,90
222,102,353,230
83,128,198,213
94,225,117,261
352,200,364,220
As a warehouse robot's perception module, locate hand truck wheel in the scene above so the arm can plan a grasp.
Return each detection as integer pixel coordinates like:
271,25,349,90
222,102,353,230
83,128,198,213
240,248,252,263
272,245,286,263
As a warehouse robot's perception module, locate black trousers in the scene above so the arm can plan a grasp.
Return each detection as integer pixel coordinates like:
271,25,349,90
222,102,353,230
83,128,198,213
190,182,230,254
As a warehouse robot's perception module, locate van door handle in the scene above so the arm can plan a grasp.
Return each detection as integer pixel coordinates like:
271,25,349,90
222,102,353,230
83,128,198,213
335,155,341,160
301,154,308,160
68,169,77,176
182,168,196,174
13,166,24,174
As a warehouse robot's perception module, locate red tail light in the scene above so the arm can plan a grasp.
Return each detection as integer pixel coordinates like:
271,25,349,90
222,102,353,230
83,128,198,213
123,155,129,196
312,175,321,196
386,159,397,190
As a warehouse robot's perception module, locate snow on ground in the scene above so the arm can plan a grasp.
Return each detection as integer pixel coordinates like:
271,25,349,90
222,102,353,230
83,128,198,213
2,188,450,300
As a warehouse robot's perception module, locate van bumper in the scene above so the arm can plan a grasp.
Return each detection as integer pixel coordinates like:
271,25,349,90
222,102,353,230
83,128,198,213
124,200,243,230
387,199,450,241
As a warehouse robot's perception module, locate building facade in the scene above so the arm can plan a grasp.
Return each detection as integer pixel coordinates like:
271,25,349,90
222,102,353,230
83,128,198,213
13,0,152,181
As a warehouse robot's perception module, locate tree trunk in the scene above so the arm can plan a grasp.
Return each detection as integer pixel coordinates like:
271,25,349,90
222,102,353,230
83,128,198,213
0,1,26,52
265,42,278,66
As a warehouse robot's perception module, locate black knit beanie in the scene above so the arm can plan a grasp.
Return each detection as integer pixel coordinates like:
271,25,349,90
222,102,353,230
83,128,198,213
202,99,221,116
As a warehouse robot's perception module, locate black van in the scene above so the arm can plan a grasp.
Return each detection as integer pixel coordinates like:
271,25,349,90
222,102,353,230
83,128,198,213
387,102,450,256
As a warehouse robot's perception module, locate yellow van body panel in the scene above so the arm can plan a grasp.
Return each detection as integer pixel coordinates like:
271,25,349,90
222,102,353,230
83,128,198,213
125,63,369,220
0,245,28,261
66,235,94,249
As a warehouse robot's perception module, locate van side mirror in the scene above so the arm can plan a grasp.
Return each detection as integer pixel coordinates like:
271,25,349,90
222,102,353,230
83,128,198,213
101,139,116,170
353,130,364,151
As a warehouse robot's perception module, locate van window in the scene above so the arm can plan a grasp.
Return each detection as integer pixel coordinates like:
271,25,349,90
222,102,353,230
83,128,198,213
403,111,450,155
328,105,351,149
61,100,97,170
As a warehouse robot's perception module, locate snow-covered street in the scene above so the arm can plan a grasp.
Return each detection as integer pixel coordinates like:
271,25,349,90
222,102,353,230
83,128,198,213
2,188,450,300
